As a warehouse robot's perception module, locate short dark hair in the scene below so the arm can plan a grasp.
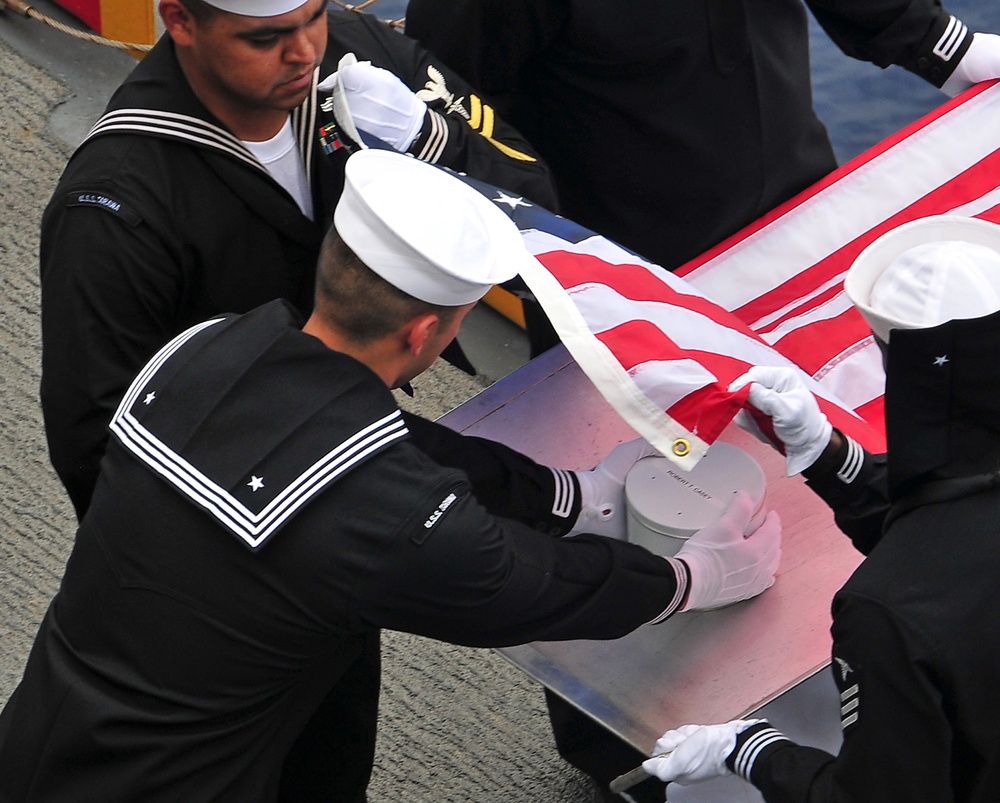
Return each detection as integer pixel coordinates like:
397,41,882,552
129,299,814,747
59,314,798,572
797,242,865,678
178,0,219,23
314,225,459,344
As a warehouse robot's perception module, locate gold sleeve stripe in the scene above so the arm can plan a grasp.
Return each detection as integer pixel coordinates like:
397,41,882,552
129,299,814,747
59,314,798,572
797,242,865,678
464,96,536,162
482,137,537,162
468,95,482,129
481,102,495,139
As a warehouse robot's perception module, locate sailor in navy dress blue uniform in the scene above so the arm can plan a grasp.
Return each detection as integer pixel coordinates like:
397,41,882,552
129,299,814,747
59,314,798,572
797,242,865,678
3,150,781,802
643,215,1000,802
39,0,558,522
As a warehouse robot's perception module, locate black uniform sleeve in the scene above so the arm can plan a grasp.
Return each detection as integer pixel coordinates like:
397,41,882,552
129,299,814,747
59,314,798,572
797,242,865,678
401,412,580,535
408,0,972,93
727,596,953,802
404,0,567,100
348,442,686,646
802,432,889,555
39,177,186,520
805,0,973,86
327,11,558,209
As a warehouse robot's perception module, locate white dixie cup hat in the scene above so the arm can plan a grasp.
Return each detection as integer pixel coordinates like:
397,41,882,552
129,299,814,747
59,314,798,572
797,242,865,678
199,0,311,16
845,215,1000,343
334,149,529,305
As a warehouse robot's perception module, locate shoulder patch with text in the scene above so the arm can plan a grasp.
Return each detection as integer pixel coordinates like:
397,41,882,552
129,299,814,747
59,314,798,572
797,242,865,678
65,190,142,226
410,490,462,545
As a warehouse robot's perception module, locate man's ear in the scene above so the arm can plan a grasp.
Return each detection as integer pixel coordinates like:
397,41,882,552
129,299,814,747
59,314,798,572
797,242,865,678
159,0,197,44
403,313,440,357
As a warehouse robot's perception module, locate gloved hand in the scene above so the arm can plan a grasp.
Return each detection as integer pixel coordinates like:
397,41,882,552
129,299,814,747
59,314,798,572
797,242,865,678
729,366,833,476
318,53,427,152
570,438,659,539
641,720,762,786
675,491,781,611
942,32,1000,97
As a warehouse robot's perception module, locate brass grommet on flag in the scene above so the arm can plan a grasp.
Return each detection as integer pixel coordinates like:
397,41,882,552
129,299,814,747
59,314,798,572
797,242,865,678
671,438,691,457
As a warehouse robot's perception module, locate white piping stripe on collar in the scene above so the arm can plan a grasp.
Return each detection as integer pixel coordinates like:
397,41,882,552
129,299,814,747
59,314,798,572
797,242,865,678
85,74,322,182
109,319,409,548
290,68,321,194
113,318,226,422
112,409,407,547
87,109,265,173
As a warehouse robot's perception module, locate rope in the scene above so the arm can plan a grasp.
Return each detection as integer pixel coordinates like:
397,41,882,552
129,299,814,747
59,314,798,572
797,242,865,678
0,0,404,54
332,0,404,28
0,0,153,52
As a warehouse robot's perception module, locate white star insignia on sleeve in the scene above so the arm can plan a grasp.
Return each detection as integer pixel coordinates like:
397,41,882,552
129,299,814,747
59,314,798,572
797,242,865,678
143,392,156,405
933,355,949,367
247,475,265,492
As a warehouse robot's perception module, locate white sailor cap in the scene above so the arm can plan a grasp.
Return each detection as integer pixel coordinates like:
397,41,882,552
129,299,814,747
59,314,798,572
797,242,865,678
845,215,1000,343
200,0,308,16
334,150,525,306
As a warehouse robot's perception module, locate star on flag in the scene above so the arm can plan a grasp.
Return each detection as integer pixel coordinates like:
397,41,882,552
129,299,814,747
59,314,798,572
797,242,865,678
493,191,531,210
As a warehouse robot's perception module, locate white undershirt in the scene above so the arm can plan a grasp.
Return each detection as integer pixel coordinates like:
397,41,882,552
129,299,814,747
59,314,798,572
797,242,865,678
242,116,314,220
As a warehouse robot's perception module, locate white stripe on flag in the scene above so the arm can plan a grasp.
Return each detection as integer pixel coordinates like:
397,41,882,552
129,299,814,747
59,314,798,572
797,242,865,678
682,84,1000,310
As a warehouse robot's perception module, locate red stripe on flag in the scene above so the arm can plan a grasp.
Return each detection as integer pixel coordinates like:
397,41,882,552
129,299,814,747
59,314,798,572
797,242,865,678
675,80,1000,278
536,250,764,338
852,398,886,446
593,320,749,441
977,204,1000,224
733,150,1000,328
768,310,872,375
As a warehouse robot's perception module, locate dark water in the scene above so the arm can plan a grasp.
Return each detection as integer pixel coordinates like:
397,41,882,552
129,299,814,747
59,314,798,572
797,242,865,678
380,0,998,165
808,0,1000,162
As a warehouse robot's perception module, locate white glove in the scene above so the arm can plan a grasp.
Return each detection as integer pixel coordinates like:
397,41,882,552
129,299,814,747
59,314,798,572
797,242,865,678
942,32,1000,97
729,366,832,476
675,491,781,612
641,720,762,786
317,54,427,152
570,438,659,539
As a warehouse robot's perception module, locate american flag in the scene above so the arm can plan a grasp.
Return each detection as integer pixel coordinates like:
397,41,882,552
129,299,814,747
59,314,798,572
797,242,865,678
470,79,1000,469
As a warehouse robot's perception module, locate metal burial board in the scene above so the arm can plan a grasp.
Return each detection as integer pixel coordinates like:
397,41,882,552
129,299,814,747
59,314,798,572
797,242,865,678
438,346,864,753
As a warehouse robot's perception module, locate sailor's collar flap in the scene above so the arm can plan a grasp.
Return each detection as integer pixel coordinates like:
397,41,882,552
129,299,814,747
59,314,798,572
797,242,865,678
110,302,407,549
